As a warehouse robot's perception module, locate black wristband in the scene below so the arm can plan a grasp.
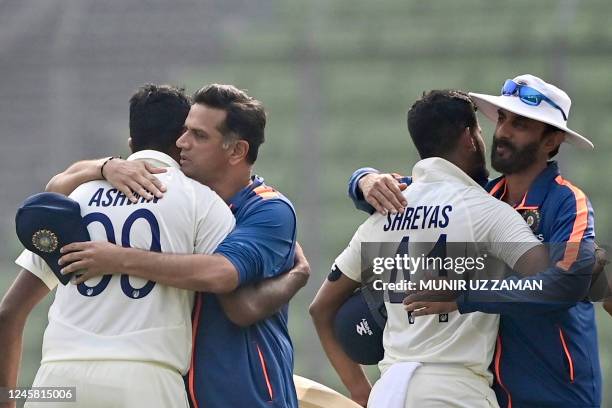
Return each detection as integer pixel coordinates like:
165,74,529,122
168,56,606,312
100,156,120,180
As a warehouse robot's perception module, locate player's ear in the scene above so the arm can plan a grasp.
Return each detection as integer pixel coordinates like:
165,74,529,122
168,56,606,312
542,131,564,156
461,127,477,152
228,140,250,165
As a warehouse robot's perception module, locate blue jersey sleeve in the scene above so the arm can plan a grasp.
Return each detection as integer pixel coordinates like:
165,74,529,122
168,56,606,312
458,191,595,316
348,167,412,214
215,200,297,286
348,167,379,214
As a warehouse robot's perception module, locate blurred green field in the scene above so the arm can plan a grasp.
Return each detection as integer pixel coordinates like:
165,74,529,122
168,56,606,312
2,0,611,407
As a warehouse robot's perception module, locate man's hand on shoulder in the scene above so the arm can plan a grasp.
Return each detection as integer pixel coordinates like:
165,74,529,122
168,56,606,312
358,173,407,215
45,157,168,198
103,158,167,203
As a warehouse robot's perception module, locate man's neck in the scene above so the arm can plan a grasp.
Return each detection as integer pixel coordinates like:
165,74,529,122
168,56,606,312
208,170,253,203
504,161,548,206
444,152,477,183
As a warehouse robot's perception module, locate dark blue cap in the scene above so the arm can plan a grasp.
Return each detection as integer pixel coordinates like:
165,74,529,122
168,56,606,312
15,192,90,285
334,288,387,365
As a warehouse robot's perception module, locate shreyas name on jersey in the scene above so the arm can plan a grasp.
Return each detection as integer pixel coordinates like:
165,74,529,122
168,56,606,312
383,205,452,231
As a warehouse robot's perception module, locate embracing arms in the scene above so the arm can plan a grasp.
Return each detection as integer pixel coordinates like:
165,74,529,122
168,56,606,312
218,242,310,326
48,158,309,325
46,157,166,201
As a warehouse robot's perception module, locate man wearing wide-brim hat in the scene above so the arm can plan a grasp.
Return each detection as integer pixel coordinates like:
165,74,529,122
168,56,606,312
462,74,600,408
351,74,602,407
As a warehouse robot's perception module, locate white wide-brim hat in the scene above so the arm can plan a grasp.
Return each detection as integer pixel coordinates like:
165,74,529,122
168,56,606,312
469,74,593,149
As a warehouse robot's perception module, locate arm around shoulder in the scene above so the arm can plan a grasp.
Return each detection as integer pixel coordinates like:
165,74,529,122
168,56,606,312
219,242,310,327
45,158,107,195
214,198,296,285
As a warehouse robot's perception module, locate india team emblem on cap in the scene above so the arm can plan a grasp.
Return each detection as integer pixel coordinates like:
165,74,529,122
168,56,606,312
521,209,541,233
32,229,59,253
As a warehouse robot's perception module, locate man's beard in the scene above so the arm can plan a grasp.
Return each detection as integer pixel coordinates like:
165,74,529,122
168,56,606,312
491,136,540,175
468,139,489,187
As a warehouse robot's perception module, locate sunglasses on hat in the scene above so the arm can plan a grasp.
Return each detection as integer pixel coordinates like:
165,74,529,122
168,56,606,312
501,79,568,121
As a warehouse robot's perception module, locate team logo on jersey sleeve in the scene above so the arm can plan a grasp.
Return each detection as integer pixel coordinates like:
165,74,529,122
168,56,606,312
521,209,541,232
328,263,342,282
32,229,59,253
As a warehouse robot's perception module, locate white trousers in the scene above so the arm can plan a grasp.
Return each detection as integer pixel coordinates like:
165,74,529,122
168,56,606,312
402,364,499,408
25,361,189,408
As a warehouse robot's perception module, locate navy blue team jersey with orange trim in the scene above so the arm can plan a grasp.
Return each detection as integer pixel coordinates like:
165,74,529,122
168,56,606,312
187,175,298,408
348,162,601,408
467,162,601,408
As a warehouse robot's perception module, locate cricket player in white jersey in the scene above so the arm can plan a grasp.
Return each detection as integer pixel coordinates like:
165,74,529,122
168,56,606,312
310,90,547,408
2,85,235,408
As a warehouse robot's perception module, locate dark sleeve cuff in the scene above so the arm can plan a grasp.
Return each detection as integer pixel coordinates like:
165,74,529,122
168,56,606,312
215,246,253,286
348,167,380,214
456,293,477,314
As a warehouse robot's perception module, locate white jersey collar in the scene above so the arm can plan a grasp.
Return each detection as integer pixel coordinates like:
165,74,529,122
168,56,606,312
412,157,482,188
127,150,180,170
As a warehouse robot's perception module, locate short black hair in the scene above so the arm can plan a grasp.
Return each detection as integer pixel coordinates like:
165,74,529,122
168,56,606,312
192,84,266,164
407,90,477,159
129,84,191,153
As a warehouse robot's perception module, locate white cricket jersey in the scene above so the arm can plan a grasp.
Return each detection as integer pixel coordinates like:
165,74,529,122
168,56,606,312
334,157,541,381
16,150,235,374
